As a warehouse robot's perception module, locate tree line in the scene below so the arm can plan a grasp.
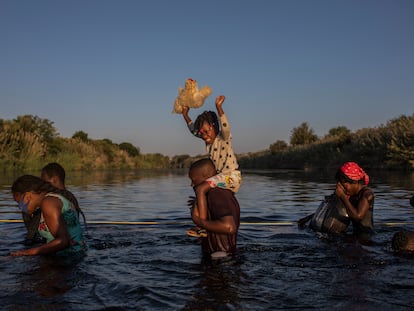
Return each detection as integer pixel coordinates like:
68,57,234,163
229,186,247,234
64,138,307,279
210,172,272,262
0,115,170,172
238,114,414,171
1,114,413,173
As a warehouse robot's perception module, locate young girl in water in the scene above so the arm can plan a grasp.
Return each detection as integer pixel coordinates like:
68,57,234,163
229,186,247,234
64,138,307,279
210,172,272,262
335,162,374,237
182,95,242,237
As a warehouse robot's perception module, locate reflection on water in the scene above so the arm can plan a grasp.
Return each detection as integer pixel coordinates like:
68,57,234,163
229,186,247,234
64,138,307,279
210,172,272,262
0,169,414,310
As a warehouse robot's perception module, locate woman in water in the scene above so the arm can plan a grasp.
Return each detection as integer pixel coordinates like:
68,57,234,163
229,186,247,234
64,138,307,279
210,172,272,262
335,162,374,237
10,175,86,258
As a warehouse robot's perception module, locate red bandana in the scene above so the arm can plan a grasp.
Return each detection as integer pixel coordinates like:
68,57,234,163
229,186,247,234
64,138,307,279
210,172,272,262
340,162,369,185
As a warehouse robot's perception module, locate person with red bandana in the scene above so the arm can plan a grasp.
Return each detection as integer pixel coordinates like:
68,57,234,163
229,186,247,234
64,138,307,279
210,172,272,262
335,162,374,237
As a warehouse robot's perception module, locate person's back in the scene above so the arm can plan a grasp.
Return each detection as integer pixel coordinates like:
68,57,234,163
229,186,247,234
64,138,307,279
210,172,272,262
188,158,241,258
22,162,84,245
201,187,240,256
41,162,83,219
40,193,87,257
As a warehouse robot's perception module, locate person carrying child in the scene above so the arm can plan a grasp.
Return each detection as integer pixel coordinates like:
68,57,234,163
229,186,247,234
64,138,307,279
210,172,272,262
182,95,242,237
188,158,240,258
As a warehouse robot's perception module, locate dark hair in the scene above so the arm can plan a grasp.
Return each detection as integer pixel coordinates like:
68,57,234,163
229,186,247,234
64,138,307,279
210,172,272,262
12,175,86,223
194,111,219,136
189,158,215,171
40,163,85,222
392,231,410,252
41,162,66,183
335,170,364,185
12,175,59,194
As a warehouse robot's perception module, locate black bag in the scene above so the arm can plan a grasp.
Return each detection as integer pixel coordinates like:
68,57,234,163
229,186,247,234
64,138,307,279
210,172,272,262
310,194,350,234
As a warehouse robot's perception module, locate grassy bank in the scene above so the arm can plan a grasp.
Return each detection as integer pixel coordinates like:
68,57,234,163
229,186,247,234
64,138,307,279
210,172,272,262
0,115,170,173
238,114,414,171
1,114,413,173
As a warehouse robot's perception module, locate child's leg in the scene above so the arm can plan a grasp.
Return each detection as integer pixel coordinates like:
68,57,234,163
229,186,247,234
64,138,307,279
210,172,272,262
206,171,242,193
187,197,208,238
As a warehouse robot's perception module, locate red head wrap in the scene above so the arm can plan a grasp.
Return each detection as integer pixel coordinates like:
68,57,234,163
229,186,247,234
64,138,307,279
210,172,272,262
340,162,369,186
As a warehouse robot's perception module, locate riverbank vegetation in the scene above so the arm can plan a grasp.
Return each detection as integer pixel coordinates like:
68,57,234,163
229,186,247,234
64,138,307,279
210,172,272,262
0,115,169,172
1,114,413,173
238,114,414,171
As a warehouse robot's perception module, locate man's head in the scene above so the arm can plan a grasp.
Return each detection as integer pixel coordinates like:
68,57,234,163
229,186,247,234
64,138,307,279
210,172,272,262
189,158,216,188
392,230,414,252
41,162,66,190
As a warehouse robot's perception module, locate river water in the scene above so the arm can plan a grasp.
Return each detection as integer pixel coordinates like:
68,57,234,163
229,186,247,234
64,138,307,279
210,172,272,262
0,169,413,310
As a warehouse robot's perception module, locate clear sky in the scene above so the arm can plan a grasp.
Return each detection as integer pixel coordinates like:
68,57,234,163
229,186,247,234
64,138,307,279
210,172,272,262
1,1,413,157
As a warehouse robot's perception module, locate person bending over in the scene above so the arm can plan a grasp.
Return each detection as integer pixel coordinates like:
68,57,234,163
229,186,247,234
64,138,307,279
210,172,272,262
11,175,87,258
22,162,85,246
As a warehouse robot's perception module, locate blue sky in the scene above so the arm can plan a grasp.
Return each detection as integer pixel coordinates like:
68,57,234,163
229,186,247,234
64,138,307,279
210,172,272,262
1,1,413,156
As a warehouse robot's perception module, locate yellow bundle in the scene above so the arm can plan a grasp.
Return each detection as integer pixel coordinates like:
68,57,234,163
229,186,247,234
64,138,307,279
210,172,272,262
172,78,212,113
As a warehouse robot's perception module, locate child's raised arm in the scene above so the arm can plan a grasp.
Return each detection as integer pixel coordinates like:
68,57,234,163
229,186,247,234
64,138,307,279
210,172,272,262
215,95,225,117
215,95,232,140
182,106,199,137
181,106,192,125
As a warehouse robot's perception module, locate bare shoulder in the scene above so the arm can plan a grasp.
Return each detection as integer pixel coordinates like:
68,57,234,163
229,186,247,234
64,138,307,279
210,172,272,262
42,195,63,210
362,188,374,201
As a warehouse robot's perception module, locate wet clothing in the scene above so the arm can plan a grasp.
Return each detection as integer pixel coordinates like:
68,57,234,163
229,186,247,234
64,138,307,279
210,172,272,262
349,187,374,234
39,193,87,257
201,188,240,255
188,113,242,193
21,188,80,240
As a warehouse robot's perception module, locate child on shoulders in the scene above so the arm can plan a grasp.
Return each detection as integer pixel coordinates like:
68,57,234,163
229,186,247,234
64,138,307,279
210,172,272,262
182,95,242,237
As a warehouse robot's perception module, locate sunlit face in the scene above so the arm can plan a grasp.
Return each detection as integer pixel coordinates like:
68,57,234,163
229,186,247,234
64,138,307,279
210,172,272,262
198,121,216,144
